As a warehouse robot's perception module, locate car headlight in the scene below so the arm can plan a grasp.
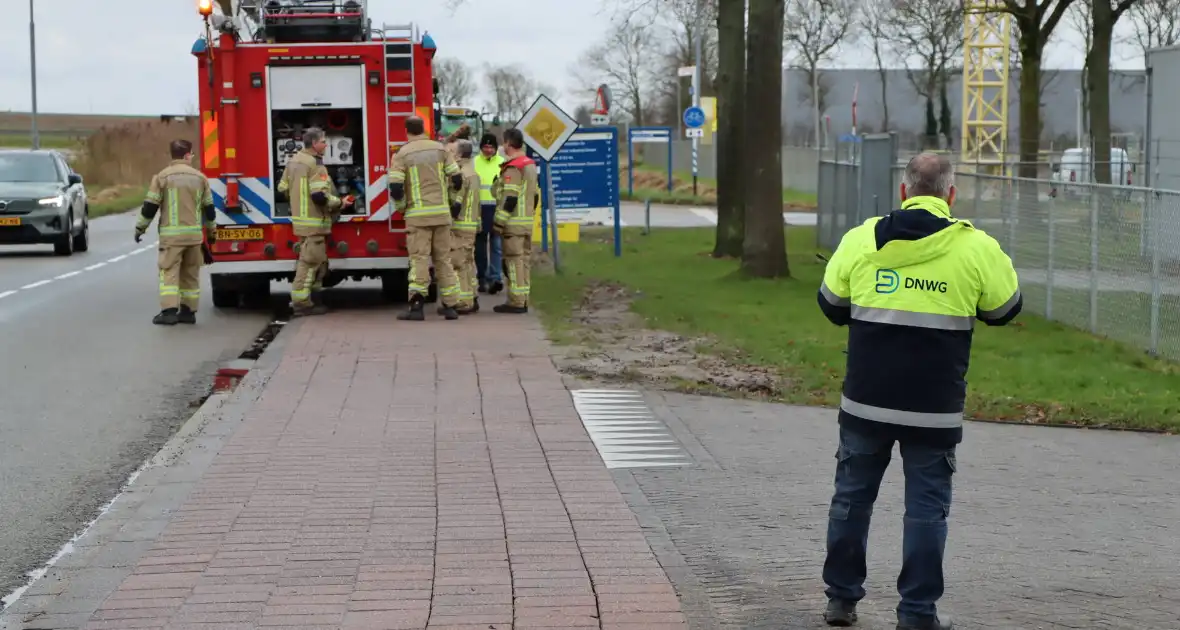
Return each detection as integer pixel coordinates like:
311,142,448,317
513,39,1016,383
38,195,66,207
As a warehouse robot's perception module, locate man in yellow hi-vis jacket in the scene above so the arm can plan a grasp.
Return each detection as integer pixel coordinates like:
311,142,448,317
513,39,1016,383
816,153,1021,630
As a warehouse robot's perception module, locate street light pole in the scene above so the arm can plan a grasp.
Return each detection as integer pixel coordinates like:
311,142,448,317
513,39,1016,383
29,0,41,150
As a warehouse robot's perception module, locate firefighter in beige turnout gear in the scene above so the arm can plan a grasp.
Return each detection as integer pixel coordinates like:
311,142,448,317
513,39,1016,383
277,127,355,317
491,128,538,314
135,139,216,326
449,140,482,314
389,115,463,321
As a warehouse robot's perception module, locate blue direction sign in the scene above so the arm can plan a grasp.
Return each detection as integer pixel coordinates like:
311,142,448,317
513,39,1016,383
683,106,706,129
534,127,619,225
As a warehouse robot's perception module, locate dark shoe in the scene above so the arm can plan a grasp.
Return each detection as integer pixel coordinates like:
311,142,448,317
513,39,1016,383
896,616,952,630
440,306,459,320
824,599,858,627
177,306,196,324
153,308,179,326
291,303,328,318
398,295,425,321
493,304,528,314
456,298,478,315
489,281,504,295
478,281,489,294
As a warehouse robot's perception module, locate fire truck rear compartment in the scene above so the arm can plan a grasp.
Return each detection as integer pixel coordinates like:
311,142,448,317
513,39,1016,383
270,108,366,218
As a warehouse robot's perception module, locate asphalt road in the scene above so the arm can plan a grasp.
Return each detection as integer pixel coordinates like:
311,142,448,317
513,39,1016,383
0,211,271,598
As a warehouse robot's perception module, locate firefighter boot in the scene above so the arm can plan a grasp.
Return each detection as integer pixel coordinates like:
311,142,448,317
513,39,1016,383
493,303,528,314
177,305,197,325
398,295,425,321
153,308,180,326
291,303,328,318
456,297,478,315
436,304,460,320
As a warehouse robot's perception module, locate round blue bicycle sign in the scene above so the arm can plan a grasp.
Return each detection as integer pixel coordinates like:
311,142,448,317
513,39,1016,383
682,106,706,129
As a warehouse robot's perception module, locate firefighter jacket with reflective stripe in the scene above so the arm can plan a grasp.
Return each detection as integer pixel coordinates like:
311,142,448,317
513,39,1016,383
492,155,539,236
817,196,1022,432
474,153,504,203
141,160,215,246
389,136,461,227
278,149,341,237
453,159,481,232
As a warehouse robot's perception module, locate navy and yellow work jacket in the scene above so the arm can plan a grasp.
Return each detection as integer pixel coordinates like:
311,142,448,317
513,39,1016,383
818,196,1022,438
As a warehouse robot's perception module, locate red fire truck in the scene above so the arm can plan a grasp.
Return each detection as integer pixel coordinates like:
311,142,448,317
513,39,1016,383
191,0,440,308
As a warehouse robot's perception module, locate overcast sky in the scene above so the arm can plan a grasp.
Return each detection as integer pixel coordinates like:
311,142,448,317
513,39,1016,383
0,0,1149,117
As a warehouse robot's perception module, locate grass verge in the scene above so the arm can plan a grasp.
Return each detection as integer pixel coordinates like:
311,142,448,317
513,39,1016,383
0,133,81,149
625,163,818,209
531,226,1180,432
89,185,147,218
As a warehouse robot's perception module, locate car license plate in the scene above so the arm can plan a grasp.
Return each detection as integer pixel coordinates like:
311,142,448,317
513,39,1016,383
0,217,20,226
216,228,264,241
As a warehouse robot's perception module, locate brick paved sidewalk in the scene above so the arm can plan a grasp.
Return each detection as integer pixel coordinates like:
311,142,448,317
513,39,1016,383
4,310,686,629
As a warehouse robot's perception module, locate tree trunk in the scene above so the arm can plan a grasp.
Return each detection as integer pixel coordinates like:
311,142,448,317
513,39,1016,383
1017,32,1043,180
877,59,890,131
713,0,746,258
741,0,789,279
924,97,938,148
1088,3,1117,184
939,80,953,150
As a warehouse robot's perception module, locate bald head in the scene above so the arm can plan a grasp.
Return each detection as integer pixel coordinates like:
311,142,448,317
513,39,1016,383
902,153,955,201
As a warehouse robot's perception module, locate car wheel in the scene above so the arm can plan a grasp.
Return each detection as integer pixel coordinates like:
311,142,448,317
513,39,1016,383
53,212,75,256
73,211,90,252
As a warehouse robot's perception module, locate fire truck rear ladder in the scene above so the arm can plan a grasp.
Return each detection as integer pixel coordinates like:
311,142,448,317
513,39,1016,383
381,23,416,234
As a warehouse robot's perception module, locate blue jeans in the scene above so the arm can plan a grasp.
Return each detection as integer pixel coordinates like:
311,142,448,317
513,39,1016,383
475,202,502,284
822,422,957,624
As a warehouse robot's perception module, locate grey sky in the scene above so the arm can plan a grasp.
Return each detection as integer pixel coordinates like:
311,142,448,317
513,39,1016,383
0,0,1149,117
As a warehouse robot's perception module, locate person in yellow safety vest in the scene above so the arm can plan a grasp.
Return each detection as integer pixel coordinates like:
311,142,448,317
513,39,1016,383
491,128,539,314
277,127,355,317
135,139,217,326
389,115,464,321
446,139,483,314
817,153,1021,630
473,133,505,295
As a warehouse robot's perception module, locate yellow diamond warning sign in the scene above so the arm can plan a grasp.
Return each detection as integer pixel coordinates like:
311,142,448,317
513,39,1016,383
516,94,579,162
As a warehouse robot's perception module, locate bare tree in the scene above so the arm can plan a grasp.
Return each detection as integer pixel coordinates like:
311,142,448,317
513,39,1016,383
576,19,662,126
1126,0,1180,60
1088,0,1140,183
861,2,896,131
999,0,1077,179
434,58,475,106
783,0,858,148
881,0,964,148
714,0,745,258
484,64,536,122
743,0,788,279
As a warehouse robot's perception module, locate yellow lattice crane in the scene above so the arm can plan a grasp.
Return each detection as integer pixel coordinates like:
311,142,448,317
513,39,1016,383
959,0,1011,174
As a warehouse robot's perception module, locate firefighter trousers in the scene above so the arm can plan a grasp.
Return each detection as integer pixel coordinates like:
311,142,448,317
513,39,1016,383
159,243,203,311
408,225,459,307
292,235,328,307
502,233,531,308
449,229,477,309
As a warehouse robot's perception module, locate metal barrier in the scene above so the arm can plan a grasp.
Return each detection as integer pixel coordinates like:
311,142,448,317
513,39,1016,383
817,153,1180,361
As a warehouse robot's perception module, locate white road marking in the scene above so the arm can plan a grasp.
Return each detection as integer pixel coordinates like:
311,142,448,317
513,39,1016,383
0,242,157,304
571,389,692,470
690,208,719,225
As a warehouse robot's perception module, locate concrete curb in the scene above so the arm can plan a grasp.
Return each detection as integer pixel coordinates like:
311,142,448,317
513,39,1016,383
0,319,295,629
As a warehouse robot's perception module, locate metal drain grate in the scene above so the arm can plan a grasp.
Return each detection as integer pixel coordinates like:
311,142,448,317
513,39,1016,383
571,389,691,469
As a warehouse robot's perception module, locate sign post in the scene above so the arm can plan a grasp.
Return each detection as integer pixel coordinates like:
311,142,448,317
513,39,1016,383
627,127,673,197
683,106,705,196
517,94,579,269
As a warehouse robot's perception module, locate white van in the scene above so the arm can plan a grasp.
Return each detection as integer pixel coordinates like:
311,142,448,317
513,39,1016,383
1051,147,1134,198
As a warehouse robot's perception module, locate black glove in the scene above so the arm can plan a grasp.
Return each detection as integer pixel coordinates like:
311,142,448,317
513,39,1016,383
450,202,462,219
201,244,214,265
134,229,144,243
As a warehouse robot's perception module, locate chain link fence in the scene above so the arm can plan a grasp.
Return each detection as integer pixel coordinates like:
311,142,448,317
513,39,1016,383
818,155,1180,361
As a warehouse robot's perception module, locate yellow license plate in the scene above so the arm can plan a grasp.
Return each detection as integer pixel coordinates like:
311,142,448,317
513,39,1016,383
0,217,20,226
216,228,264,240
